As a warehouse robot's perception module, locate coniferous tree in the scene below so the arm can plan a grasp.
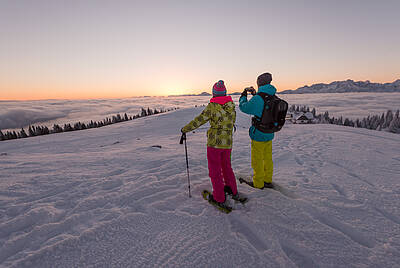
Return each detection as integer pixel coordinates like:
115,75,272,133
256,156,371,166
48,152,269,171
323,111,329,123
43,126,50,135
366,116,371,129
311,108,316,117
372,115,380,130
28,125,35,136
0,130,4,141
34,126,42,136
384,110,393,128
338,116,343,125
20,128,28,138
53,124,63,133
388,116,400,133
379,113,385,128
64,123,73,131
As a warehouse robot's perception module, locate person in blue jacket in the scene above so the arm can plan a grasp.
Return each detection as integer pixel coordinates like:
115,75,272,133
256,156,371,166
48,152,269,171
239,72,277,189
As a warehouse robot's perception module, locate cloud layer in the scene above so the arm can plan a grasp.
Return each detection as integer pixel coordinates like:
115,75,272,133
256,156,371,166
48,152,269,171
0,96,208,131
1,93,399,131
0,109,66,130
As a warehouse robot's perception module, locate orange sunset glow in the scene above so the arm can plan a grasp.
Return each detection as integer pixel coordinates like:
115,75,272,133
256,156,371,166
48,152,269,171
1,1,399,100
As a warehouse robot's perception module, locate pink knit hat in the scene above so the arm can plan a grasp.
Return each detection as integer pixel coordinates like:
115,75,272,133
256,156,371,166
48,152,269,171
212,80,227,97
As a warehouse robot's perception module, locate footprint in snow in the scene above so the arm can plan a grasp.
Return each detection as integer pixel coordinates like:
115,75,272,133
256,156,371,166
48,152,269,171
151,145,162,149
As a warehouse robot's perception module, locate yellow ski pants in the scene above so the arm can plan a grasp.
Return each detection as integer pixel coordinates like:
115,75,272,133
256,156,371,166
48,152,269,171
251,139,273,188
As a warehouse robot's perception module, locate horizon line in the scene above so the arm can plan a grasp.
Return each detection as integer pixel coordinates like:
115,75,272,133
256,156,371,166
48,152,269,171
1,78,399,101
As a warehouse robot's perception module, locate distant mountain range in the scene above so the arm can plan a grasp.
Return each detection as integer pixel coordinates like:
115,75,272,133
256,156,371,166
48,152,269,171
169,91,242,97
169,79,400,96
280,79,400,94
168,92,211,97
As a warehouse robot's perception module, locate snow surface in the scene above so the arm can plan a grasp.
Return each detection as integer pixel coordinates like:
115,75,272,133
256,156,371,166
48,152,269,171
0,107,400,267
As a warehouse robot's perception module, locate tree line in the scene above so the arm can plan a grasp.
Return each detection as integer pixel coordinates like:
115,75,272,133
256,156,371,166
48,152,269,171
0,107,179,141
288,104,400,133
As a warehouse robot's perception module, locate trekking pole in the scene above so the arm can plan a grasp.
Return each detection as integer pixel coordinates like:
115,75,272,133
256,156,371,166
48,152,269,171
180,133,192,198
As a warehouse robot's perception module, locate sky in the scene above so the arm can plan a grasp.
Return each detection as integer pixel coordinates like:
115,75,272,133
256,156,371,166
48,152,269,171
1,0,400,100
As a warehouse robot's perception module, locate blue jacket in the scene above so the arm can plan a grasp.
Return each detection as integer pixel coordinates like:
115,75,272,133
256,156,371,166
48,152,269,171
239,84,277,141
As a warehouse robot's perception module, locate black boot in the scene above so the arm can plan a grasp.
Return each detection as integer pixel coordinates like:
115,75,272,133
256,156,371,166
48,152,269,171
224,185,233,195
224,185,248,203
264,182,274,189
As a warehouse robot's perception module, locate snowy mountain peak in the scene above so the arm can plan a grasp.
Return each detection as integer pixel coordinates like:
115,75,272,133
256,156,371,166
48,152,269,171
281,79,400,94
392,79,400,86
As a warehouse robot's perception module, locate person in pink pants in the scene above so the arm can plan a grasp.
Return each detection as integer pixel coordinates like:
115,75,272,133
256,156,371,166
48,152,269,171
181,80,242,205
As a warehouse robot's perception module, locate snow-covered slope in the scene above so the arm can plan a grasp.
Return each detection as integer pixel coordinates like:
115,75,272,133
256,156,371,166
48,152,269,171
0,107,399,267
281,79,400,94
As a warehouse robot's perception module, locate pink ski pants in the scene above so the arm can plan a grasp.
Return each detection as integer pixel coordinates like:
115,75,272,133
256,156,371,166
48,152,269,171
207,146,237,203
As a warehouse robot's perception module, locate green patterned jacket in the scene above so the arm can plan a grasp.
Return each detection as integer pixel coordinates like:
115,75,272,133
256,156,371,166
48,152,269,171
182,96,236,149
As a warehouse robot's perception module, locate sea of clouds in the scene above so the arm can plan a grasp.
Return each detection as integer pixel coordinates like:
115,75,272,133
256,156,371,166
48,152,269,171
1,92,399,131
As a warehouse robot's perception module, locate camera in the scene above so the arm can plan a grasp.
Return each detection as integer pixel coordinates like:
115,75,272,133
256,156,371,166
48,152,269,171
246,87,256,95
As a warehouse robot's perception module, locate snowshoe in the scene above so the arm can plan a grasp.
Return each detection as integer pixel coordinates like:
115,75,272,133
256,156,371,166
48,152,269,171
238,177,264,189
202,190,232,214
238,177,297,199
238,177,275,189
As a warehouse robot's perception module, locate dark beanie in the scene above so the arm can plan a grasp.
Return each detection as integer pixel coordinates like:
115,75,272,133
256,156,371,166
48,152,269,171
257,73,272,87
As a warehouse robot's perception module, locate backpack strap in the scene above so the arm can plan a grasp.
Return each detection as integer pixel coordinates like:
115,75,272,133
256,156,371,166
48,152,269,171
256,92,274,120
251,92,277,133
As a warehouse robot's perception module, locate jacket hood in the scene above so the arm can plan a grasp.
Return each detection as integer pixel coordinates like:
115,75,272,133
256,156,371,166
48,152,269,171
210,95,233,105
258,84,276,96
